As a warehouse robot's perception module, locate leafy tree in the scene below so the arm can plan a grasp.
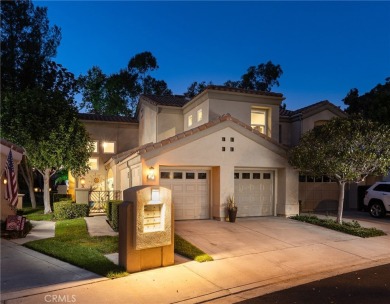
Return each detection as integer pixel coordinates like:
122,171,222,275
79,67,138,115
1,0,92,212
343,78,390,125
184,60,283,97
2,88,94,213
289,117,390,224
1,0,61,91
184,81,213,98
79,51,171,115
237,61,283,92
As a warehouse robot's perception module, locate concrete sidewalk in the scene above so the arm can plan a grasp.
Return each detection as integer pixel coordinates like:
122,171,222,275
2,214,390,303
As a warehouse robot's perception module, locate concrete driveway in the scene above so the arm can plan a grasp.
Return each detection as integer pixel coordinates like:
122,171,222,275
3,215,390,304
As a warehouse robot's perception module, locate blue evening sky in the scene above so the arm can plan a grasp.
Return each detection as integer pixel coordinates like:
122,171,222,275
39,1,390,110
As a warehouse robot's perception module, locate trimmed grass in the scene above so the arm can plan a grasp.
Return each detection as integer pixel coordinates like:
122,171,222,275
22,207,54,221
174,233,213,262
25,218,127,279
290,215,386,238
24,218,213,278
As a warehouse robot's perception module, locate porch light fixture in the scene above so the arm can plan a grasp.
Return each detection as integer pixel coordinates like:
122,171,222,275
3,178,7,185
80,177,86,188
147,167,155,180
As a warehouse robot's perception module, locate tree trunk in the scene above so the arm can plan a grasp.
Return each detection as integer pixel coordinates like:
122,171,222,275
43,168,52,214
337,181,345,224
19,157,37,208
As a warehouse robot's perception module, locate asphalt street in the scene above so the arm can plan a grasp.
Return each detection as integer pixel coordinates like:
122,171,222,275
239,263,390,304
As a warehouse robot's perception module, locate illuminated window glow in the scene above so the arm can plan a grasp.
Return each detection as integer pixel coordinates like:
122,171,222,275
188,115,193,127
251,110,267,134
88,158,99,170
197,109,203,122
102,142,115,153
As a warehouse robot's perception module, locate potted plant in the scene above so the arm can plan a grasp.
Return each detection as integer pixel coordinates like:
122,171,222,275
227,195,238,223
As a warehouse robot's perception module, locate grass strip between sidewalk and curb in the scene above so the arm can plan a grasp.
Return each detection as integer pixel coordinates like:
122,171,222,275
290,215,386,238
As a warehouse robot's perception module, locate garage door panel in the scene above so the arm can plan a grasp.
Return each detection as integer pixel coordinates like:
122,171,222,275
235,170,274,217
160,169,209,220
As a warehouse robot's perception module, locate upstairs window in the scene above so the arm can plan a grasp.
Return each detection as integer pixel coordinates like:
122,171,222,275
197,109,203,122
92,141,98,153
188,115,193,127
251,109,267,134
102,142,115,154
88,158,99,171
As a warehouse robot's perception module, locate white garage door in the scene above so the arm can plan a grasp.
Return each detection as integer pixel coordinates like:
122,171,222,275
160,169,209,220
234,170,274,217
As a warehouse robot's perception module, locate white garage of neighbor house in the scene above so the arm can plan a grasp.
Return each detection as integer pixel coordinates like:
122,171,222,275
113,113,298,221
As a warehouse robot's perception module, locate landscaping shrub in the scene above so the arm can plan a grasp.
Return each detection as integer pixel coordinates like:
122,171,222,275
54,201,89,220
290,215,386,238
106,200,122,221
109,201,123,232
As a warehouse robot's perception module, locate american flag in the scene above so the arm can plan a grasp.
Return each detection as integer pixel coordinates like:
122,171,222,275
4,150,18,208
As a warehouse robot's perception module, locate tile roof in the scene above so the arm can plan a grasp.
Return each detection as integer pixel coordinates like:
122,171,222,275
0,138,25,154
78,113,138,123
141,95,190,107
120,113,285,160
141,85,284,108
205,85,284,98
279,100,345,117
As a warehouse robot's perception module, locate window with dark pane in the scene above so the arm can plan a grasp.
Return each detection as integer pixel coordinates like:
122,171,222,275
253,173,261,179
173,172,183,179
160,172,170,179
242,173,250,179
263,173,271,179
198,173,207,179
186,172,195,179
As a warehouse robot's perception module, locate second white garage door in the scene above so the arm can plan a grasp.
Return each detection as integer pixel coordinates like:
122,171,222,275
234,170,274,217
159,169,210,220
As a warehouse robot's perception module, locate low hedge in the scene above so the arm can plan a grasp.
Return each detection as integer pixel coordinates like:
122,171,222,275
107,200,122,222
290,215,386,238
54,201,89,220
109,201,123,232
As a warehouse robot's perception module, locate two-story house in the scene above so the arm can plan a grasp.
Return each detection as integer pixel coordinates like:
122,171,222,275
92,85,346,221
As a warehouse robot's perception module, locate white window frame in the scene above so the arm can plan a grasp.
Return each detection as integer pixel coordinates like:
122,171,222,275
251,109,267,134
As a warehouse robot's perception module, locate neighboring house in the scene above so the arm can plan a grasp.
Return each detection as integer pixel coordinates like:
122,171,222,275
1,139,24,221
280,101,348,212
83,85,346,221
73,114,139,199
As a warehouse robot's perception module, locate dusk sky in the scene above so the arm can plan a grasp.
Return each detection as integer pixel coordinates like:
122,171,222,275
40,1,390,110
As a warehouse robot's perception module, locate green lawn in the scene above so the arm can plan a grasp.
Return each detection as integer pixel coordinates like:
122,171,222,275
24,217,213,278
25,218,127,278
22,207,54,221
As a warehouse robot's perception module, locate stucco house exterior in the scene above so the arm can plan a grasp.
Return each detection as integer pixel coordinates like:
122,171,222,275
77,86,348,221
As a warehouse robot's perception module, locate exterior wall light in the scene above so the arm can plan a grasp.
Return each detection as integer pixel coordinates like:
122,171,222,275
80,177,86,188
3,178,7,185
147,167,155,180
